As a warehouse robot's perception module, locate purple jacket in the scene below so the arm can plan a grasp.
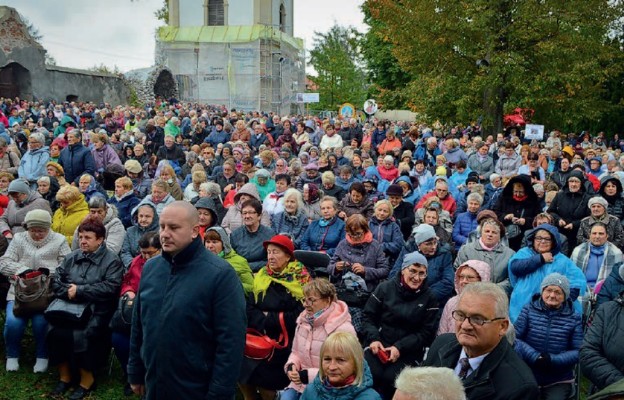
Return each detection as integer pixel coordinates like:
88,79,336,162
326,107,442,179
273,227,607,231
92,144,122,172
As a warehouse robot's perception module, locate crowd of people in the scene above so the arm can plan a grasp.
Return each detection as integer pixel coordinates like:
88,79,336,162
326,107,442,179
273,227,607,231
0,97,624,399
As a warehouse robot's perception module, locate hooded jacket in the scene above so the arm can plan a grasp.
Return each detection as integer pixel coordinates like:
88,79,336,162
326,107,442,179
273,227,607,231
368,216,404,266
437,260,491,335
495,152,522,178
580,293,624,391
52,194,89,245
108,191,140,229
220,183,271,234
329,238,390,293
18,145,49,182
300,361,381,400
515,294,583,386
467,152,495,178
71,204,126,254
339,193,374,220
394,175,421,205
492,174,541,233
121,202,160,267
508,224,587,321
547,170,592,240
206,226,253,295
599,175,624,221
300,216,345,257
92,144,122,172
0,191,52,236
285,300,356,393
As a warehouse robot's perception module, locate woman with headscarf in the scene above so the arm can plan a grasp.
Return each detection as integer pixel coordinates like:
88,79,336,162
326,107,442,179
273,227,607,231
301,183,322,222
547,170,592,249
239,235,310,400
599,175,624,222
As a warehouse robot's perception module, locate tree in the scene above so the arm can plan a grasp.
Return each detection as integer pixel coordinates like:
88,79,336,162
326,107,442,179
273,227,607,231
89,63,122,75
308,25,368,112
154,0,169,23
365,0,624,133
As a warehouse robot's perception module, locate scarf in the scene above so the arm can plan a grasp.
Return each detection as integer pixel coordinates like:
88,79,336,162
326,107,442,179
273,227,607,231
305,307,328,326
513,194,528,202
322,375,356,388
587,244,606,288
319,216,334,227
253,260,310,302
479,237,496,251
346,231,373,246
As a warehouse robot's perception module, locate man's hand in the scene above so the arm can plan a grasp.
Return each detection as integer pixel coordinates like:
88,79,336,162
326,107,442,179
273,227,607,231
387,346,401,362
68,284,77,300
131,384,145,396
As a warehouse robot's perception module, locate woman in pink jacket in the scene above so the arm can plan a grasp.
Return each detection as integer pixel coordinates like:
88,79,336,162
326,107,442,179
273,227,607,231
437,259,491,335
282,279,356,400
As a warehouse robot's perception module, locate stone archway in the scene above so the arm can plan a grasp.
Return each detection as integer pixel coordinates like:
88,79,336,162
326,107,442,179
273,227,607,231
153,70,176,100
66,94,79,102
0,62,32,99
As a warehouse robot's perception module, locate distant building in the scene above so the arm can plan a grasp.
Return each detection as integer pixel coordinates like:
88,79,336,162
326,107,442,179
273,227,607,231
157,0,306,113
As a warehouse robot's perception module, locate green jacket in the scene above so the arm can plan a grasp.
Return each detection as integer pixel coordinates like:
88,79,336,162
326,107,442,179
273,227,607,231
224,249,254,295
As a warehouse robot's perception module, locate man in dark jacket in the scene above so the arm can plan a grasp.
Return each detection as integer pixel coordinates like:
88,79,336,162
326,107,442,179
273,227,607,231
128,201,246,399
386,184,414,241
155,135,186,170
58,130,96,184
424,282,539,400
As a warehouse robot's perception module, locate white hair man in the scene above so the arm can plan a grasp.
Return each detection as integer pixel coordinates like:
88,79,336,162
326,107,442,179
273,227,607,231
393,367,465,400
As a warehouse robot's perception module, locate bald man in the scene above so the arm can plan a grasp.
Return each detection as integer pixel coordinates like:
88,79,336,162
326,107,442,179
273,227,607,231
128,201,247,399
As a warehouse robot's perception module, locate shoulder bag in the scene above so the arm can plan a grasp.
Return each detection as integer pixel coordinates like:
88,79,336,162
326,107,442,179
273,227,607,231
12,269,53,318
44,298,92,329
245,312,288,361
109,294,135,335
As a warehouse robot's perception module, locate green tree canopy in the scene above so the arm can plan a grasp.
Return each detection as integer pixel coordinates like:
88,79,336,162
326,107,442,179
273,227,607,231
308,25,368,112
365,0,624,133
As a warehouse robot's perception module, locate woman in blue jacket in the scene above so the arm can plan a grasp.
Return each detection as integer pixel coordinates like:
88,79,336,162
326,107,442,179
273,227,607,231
514,273,583,399
452,192,482,247
368,200,404,267
300,196,345,256
508,224,587,322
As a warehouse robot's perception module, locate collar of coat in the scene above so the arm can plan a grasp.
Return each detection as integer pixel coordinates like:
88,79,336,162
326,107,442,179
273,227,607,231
162,236,203,271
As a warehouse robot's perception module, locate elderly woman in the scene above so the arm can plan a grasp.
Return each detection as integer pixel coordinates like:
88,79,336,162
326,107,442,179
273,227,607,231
0,171,12,216
515,273,583,399
18,131,49,185
300,196,345,256
414,196,453,234
183,169,207,202
47,216,123,399
455,216,515,295
368,199,404,267
547,170,592,249
239,235,310,400
221,182,272,234
46,162,68,187
0,179,52,239
230,199,276,272
328,214,389,332
77,174,106,203
91,133,122,179
120,203,159,268
111,231,161,396
338,182,374,220
437,259,491,335
0,210,70,373
301,183,322,221
577,196,624,249
157,162,183,201
71,197,126,254
107,177,139,229
508,224,587,322
493,175,542,250
452,192,483,247
135,179,175,217
52,185,90,245
282,279,356,400
301,332,380,400
204,226,253,295
37,175,61,213
271,189,310,249
362,251,438,399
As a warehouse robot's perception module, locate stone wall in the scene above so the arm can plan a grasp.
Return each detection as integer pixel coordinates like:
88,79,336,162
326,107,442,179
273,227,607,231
125,65,179,105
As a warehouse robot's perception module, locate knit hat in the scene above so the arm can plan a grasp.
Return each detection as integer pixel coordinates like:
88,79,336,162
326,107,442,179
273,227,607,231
8,179,30,195
255,169,271,179
588,196,609,210
541,273,570,300
23,209,51,229
124,159,143,174
304,163,319,171
401,251,428,270
263,235,295,259
386,184,403,197
46,161,65,176
412,224,437,245
466,172,480,185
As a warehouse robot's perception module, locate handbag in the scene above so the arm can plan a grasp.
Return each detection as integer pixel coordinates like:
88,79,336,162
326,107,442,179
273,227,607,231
109,294,135,335
244,312,288,361
506,209,525,240
44,298,92,329
12,269,53,318
336,286,370,308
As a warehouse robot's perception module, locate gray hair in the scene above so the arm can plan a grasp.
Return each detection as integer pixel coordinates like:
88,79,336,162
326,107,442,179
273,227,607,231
88,196,108,209
466,192,483,205
283,188,304,212
319,195,339,210
459,282,509,320
489,173,501,183
29,132,46,145
203,182,222,197
426,137,437,146
186,152,199,163
37,176,50,185
394,367,466,400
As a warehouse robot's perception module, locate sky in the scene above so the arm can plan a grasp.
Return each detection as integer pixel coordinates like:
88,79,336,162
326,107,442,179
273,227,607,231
5,0,367,73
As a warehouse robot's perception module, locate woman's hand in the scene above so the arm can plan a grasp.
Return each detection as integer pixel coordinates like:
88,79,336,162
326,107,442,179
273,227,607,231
335,261,347,271
504,213,514,221
68,284,77,300
125,291,136,300
564,223,573,230
369,341,384,355
512,217,525,226
287,369,301,384
558,219,567,227
351,263,365,276
541,252,554,263
338,211,347,220
387,346,401,362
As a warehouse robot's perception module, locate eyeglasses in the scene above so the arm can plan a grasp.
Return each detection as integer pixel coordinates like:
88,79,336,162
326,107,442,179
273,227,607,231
242,211,258,216
301,297,320,305
436,189,448,193
458,274,479,282
405,269,427,279
534,236,552,243
452,310,505,326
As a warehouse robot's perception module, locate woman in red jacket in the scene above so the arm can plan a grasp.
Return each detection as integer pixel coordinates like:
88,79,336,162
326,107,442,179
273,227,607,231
111,231,161,396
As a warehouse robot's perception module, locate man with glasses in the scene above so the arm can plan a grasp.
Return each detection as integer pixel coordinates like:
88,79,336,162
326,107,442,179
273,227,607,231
415,177,457,217
424,282,539,400
18,132,49,187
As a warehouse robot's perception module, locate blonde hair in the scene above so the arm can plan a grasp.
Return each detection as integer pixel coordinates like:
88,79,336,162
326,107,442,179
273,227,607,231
159,164,175,178
192,170,207,185
151,179,169,192
56,185,82,203
374,199,394,214
115,176,133,190
319,332,364,386
321,171,336,185
303,278,337,303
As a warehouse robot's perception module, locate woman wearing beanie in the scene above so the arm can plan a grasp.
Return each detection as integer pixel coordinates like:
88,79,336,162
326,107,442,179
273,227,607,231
577,196,624,249
0,209,70,373
514,273,583,399
361,250,438,399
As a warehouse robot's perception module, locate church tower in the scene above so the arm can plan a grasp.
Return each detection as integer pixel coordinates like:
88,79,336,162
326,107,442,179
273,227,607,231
157,0,304,113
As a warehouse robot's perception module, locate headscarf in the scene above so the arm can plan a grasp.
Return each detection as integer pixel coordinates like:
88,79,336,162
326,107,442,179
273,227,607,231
253,260,310,302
